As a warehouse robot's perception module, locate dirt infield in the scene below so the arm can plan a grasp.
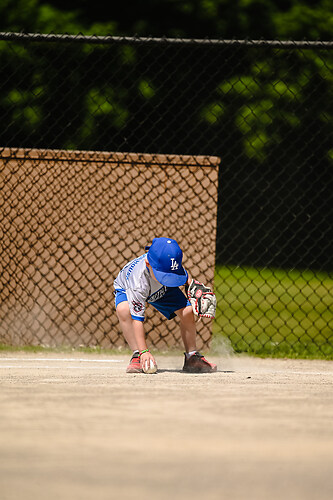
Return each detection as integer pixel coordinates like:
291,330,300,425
0,351,332,500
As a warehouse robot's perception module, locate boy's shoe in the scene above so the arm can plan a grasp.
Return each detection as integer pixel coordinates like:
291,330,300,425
126,352,142,373
183,352,217,373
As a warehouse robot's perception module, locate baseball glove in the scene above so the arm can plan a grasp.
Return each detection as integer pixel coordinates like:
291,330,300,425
187,279,217,319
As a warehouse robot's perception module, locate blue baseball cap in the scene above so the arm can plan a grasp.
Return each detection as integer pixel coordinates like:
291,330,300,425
145,237,188,287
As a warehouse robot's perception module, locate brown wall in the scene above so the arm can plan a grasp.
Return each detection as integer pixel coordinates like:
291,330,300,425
0,148,220,350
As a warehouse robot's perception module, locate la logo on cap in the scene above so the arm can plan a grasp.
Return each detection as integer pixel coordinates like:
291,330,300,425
170,258,179,271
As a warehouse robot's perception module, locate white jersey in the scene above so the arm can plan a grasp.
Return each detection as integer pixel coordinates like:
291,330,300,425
113,253,167,321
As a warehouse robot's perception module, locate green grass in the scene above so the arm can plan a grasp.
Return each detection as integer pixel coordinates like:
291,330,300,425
213,265,333,359
1,266,332,360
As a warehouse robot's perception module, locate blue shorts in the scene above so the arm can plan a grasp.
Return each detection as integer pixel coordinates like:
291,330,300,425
114,288,190,320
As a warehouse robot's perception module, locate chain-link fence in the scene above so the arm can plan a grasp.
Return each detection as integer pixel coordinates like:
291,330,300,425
0,33,332,357
0,147,219,350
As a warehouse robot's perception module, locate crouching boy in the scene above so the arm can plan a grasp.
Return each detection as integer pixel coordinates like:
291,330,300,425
113,237,217,374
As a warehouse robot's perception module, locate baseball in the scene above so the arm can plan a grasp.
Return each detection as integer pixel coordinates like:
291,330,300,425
143,358,157,374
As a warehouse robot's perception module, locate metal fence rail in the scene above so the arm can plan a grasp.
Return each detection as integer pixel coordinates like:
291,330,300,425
0,33,332,356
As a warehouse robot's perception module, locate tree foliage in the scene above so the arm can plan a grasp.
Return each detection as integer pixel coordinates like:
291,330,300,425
1,1,333,40
0,1,332,268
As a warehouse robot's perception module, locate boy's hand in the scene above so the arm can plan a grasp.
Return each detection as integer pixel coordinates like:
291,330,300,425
140,350,157,374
